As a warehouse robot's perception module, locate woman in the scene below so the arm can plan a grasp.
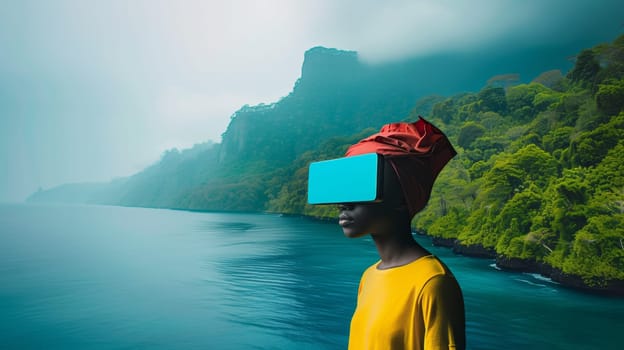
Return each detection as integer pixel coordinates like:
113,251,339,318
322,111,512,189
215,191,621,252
340,117,465,350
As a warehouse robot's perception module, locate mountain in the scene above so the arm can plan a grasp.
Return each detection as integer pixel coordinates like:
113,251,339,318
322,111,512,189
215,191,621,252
218,45,581,165
268,35,624,294
28,36,624,294
26,179,128,205
29,44,577,209
28,141,219,208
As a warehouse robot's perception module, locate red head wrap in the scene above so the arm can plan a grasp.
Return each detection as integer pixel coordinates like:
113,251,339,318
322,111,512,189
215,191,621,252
345,117,456,218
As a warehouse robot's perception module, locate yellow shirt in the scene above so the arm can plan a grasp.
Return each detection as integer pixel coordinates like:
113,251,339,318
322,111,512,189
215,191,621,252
348,255,465,350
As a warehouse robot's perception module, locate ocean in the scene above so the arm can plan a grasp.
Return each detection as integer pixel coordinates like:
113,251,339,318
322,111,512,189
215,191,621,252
1,203,622,349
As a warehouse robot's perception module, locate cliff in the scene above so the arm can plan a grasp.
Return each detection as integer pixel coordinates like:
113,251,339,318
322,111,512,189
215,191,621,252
218,46,420,165
27,37,624,295
217,45,574,166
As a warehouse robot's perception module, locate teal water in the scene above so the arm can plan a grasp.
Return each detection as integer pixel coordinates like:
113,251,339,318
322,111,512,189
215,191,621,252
0,204,622,349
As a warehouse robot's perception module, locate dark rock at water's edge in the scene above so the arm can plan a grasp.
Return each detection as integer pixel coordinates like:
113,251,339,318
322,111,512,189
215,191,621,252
412,231,457,249
431,237,456,248
536,262,554,277
308,225,624,297
452,242,496,259
548,269,624,297
495,255,624,296
418,233,624,297
495,255,539,272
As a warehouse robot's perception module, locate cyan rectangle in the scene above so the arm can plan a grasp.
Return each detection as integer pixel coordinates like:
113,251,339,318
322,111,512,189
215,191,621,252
307,153,383,204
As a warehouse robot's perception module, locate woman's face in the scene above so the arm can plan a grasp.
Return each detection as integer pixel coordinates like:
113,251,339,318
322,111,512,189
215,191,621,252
338,160,407,238
338,202,387,238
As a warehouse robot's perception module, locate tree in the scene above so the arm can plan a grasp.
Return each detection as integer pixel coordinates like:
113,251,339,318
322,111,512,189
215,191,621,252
478,86,507,114
487,73,520,90
494,185,543,254
512,144,559,186
596,79,624,116
506,83,551,121
532,69,566,90
551,174,590,242
457,122,486,149
568,114,624,167
563,215,624,284
407,95,446,120
568,49,600,87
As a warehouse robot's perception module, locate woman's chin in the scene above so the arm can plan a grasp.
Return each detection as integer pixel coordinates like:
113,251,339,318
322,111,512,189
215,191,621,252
342,227,366,238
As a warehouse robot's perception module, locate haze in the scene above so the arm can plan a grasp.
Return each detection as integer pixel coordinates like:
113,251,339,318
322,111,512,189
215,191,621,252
1,0,621,202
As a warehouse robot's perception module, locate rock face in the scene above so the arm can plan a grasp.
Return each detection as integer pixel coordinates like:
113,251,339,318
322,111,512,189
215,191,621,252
299,47,360,85
218,105,257,163
496,256,624,296
218,44,569,166
437,239,624,296
218,46,425,166
548,269,624,296
452,243,496,259
431,237,456,248
220,48,361,164
496,256,539,272
419,231,624,296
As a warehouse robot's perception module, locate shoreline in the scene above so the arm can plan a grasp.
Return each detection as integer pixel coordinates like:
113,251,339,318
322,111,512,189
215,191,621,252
424,235,624,297
289,212,624,297
22,203,623,297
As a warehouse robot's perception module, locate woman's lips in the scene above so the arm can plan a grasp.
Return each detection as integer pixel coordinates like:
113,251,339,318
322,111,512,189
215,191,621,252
339,219,354,227
338,214,354,227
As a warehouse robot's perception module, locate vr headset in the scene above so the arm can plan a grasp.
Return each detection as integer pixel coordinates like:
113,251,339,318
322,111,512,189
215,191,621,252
307,153,384,205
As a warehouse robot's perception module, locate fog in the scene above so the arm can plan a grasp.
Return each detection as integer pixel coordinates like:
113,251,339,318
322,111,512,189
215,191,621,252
1,0,622,202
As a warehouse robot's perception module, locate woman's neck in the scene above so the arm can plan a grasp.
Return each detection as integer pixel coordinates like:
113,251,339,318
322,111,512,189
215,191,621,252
371,228,430,269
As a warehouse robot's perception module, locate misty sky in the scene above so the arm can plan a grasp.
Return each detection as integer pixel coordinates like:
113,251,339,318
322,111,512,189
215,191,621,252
1,0,622,202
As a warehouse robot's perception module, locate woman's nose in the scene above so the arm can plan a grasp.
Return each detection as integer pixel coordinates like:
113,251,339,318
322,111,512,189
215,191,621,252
337,203,355,211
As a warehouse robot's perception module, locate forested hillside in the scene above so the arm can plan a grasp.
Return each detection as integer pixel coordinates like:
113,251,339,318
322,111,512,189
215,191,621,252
421,37,624,292
31,45,570,210
28,36,624,293
267,35,624,293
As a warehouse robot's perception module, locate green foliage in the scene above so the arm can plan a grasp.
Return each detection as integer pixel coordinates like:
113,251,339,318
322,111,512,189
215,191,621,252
442,36,624,286
496,185,543,238
427,206,469,239
596,79,624,116
532,69,567,91
33,35,624,288
568,49,600,87
562,215,624,284
547,89,596,129
501,233,547,260
431,93,478,124
486,73,520,89
590,140,624,192
407,95,446,120
468,160,490,180
594,37,624,84
457,122,486,149
478,87,508,114
568,113,624,167
413,156,473,239
542,126,574,153
427,36,623,285
457,144,558,249
556,139,624,283
550,171,590,241
507,83,549,119
477,111,506,130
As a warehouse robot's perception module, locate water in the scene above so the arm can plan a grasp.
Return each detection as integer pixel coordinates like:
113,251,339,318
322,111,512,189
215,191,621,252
1,204,622,349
